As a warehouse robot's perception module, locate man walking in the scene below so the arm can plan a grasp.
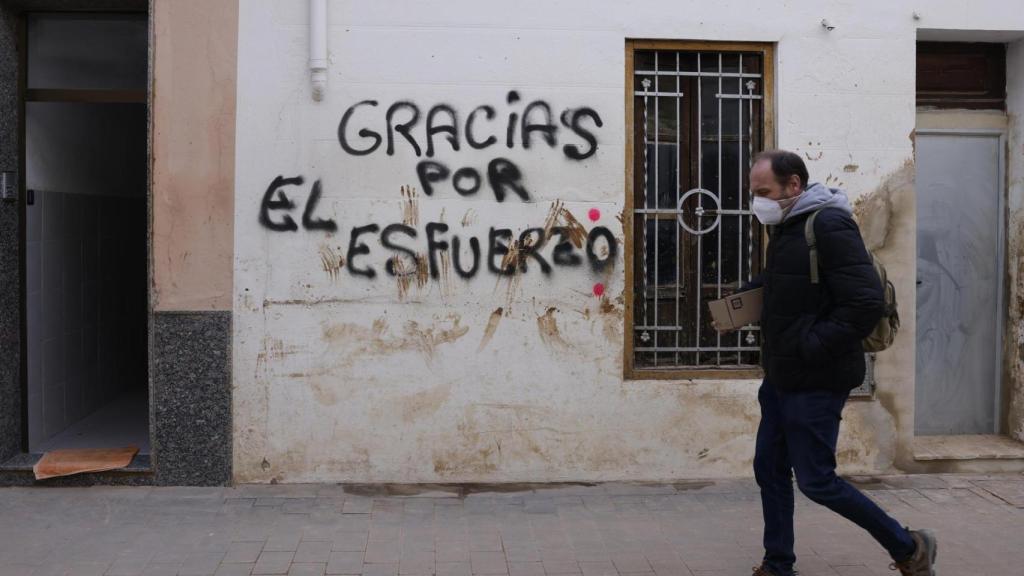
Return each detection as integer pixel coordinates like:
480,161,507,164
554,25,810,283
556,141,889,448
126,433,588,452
742,150,937,576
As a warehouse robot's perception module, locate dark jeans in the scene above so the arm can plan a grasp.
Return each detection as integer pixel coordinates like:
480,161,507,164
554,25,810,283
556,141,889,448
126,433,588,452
753,382,915,576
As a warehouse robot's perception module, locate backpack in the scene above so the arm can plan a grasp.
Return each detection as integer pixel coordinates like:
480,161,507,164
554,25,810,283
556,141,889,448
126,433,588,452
804,209,899,353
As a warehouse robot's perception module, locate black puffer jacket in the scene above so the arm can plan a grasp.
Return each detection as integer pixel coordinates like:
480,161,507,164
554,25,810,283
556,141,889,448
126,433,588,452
757,206,884,392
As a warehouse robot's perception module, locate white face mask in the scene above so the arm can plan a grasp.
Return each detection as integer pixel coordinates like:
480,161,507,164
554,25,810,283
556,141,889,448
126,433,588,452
752,192,802,225
752,196,785,225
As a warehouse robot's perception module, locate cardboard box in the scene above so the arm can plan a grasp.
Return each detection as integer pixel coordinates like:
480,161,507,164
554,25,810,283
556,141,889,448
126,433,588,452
707,287,763,330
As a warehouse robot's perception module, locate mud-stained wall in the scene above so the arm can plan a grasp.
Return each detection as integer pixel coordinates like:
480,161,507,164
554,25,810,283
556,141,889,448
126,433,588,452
852,161,915,469
151,0,237,312
1005,40,1024,442
233,1,1024,482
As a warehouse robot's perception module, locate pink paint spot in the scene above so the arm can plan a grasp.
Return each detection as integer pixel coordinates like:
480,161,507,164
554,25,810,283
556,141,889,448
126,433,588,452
588,208,601,222
592,283,605,297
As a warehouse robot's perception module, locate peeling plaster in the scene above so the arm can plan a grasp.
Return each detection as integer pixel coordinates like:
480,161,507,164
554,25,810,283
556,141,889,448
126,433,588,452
852,159,915,471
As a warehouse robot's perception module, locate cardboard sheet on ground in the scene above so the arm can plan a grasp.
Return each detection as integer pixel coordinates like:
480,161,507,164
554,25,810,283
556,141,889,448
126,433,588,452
33,446,139,480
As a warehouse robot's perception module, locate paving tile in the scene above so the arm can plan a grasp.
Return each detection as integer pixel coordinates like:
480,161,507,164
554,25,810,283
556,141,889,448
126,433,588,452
435,542,471,563
368,527,401,543
610,554,650,574
541,560,581,575
253,551,296,575
470,551,509,575
178,551,228,576
332,533,368,552
469,532,503,552
365,541,402,564
326,551,364,575
539,550,575,563
295,542,334,564
288,564,328,576
362,563,400,576
105,557,150,576
833,567,873,576
507,563,545,576
577,562,617,576
336,516,372,533
2,563,35,576
402,537,436,554
503,548,540,563
48,561,108,576
225,543,267,564
399,551,435,575
303,525,340,543
283,500,319,514
265,535,303,553
141,564,181,576
435,562,472,576
568,547,607,564
214,565,256,576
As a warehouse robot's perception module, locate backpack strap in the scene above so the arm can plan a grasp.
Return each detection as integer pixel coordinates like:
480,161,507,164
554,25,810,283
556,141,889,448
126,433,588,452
804,209,823,285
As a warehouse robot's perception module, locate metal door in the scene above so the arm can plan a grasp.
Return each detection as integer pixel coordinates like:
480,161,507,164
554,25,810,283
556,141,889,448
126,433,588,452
915,130,1004,435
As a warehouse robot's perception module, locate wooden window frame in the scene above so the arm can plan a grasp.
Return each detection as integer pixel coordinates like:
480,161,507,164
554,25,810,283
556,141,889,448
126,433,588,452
623,39,775,381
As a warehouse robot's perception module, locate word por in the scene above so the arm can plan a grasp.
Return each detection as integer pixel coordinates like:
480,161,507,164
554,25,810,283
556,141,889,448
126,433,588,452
416,157,529,202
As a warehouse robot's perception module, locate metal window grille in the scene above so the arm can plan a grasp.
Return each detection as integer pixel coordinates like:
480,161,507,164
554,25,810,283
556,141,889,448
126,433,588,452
631,49,765,371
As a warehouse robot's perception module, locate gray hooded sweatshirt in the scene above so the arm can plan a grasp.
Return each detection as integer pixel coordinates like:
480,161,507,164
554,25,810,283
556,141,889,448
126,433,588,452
783,182,852,221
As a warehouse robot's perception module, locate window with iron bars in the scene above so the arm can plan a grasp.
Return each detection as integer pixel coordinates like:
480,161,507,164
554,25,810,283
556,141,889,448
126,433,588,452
625,42,774,378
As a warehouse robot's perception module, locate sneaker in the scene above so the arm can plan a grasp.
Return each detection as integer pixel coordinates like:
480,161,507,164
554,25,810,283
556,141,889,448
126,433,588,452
890,529,937,576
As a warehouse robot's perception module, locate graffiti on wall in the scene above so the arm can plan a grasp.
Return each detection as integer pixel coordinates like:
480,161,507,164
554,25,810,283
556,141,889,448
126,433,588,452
258,91,615,291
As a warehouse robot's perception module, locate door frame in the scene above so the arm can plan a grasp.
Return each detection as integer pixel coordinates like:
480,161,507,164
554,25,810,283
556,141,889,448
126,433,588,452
16,12,27,452
915,127,1007,434
16,8,151,454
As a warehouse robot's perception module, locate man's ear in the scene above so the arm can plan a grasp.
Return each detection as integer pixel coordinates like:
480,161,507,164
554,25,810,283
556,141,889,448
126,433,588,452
789,175,802,195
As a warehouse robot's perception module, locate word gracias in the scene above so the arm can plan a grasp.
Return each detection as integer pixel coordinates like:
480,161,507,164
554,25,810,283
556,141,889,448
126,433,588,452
338,91,603,201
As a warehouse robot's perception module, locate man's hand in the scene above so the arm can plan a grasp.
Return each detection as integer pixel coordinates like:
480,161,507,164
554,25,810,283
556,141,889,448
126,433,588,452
711,319,736,334
710,285,741,334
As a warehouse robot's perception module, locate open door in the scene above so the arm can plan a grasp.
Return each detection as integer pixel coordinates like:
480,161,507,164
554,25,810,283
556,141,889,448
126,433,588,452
22,12,149,454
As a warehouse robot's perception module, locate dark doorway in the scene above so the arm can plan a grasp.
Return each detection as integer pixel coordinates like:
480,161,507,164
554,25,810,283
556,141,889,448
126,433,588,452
21,12,149,454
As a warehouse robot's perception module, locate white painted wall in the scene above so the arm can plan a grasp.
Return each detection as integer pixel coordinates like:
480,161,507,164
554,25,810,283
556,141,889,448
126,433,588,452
233,0,1024,482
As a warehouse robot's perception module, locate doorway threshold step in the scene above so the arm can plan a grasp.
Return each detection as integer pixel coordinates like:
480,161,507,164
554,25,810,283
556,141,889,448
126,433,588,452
914,435,1024,461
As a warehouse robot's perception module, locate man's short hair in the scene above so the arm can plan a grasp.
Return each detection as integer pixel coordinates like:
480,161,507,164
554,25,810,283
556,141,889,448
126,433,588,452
753,149,809,190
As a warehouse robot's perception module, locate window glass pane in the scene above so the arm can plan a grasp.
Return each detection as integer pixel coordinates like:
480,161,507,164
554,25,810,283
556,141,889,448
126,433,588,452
679,52,698,74
657,73,678,95
28,14,147,91
721,53,740,74
635,51,655,72
643,142,678,210
741,53,762,75
26,102,147,197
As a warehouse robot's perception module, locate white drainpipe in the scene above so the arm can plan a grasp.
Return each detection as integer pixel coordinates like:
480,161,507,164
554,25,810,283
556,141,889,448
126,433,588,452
310,0,328,101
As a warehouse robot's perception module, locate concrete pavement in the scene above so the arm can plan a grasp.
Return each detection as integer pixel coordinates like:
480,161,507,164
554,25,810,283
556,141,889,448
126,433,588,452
1,473,1023,576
